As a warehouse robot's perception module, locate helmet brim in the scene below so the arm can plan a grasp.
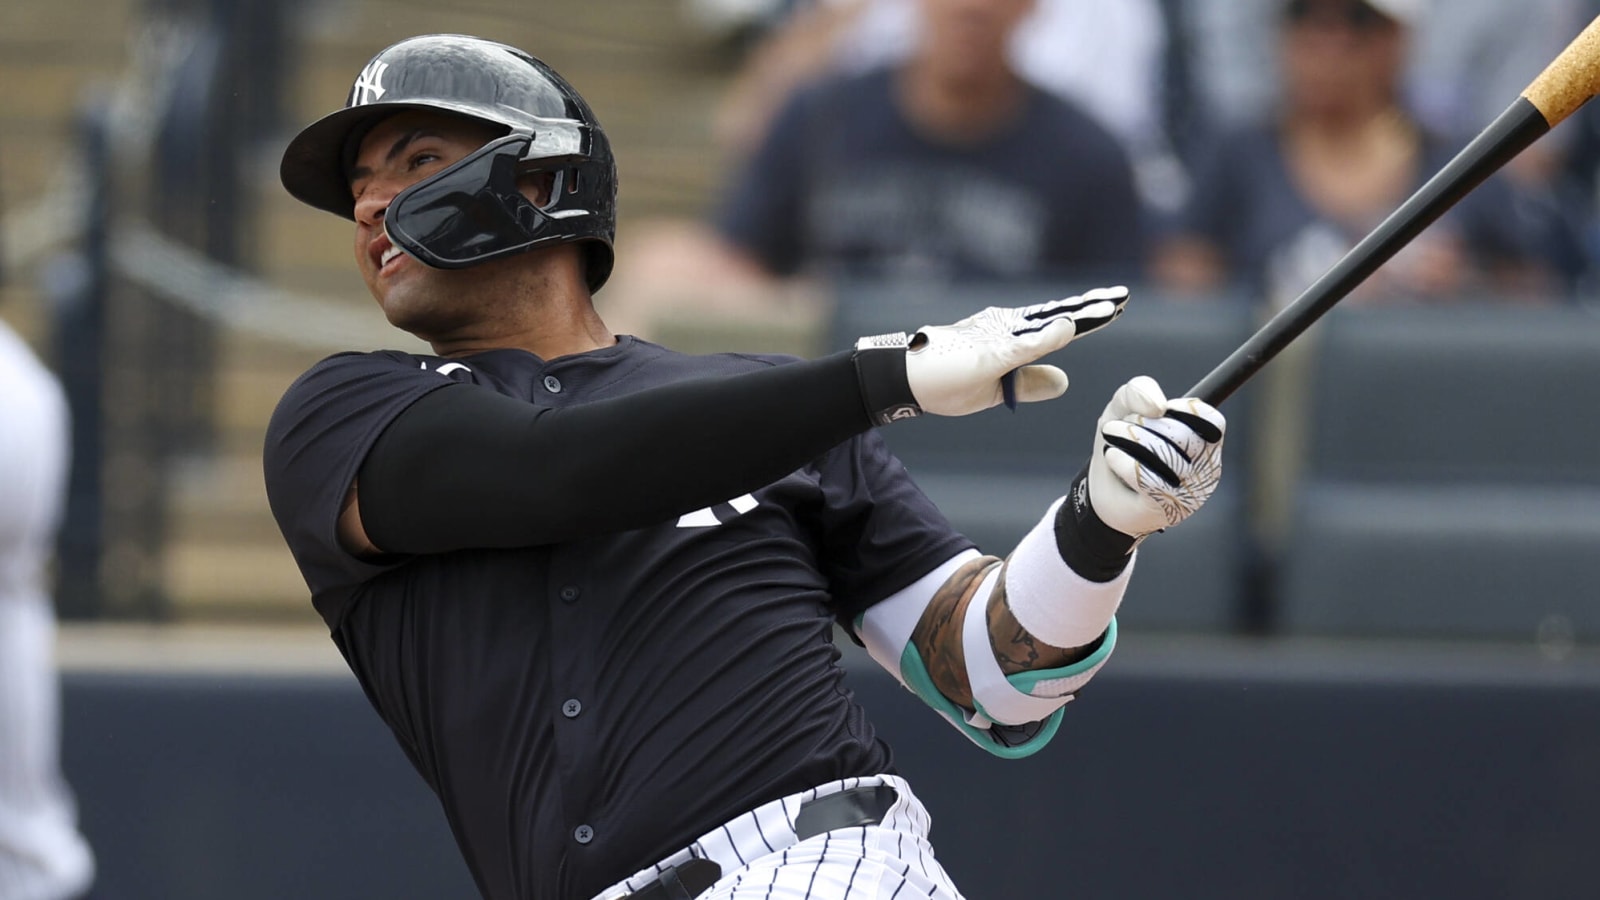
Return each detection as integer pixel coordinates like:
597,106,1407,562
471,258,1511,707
279,100,513,221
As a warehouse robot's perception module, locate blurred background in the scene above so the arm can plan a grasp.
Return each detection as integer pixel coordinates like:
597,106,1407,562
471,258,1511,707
4,0,1600,898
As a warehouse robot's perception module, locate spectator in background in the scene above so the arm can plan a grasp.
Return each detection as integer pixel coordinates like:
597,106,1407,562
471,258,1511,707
1406,0,1597,295
716,0,1142,286
607,0,1148,342
0,311,97,900
1180,0,1584,137
712,0,1183,213
1175,0,1593,296
633,0,1141,293
1149,0,1556,307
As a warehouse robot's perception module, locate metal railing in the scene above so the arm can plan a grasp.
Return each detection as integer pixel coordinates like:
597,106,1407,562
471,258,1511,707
36,0,309,619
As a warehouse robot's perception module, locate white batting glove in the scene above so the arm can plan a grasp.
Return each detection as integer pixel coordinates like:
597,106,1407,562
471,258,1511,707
1086,375,1226,539
854,287,1130,422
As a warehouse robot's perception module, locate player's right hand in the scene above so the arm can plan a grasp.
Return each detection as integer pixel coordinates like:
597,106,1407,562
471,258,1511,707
1085,375,1225,539
895,287,1130,417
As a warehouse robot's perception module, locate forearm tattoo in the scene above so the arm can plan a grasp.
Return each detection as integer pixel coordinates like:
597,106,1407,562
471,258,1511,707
912,556,1099,711
987,571,1093,674
910,556,1000,710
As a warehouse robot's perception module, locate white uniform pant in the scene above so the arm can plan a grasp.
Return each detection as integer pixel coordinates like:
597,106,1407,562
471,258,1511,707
593,775,965,899
0,591,95,900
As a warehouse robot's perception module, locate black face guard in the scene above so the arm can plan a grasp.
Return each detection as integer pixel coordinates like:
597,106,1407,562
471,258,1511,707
385,132,603,271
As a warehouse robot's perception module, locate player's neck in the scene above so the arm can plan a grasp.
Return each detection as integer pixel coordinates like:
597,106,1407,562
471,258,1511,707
426,289,617,360
1286,97,1411,144
431,314,616,361
422,246,615,359
896,57,1026,143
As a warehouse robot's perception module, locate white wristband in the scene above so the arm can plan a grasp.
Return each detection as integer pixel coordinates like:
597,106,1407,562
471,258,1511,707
1005,497,1133,650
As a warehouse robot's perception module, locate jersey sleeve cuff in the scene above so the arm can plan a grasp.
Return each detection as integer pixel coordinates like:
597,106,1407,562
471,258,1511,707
857,550,984,684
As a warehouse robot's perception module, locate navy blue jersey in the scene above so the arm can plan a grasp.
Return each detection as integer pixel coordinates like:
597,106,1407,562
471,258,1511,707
263,336,972,900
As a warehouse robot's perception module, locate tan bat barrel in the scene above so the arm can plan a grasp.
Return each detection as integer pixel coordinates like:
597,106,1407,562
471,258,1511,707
1524,15,1600,127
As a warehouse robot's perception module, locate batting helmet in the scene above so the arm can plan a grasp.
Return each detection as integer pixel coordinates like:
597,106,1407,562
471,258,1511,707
279,34,618,291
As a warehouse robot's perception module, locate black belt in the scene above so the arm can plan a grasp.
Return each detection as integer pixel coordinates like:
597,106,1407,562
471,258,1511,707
622,784,899,900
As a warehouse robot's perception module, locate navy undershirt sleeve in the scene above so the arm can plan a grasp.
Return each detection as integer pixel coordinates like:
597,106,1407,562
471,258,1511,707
359,351,878,553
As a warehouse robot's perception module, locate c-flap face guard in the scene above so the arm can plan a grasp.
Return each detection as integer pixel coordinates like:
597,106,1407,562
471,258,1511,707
385,125,590,270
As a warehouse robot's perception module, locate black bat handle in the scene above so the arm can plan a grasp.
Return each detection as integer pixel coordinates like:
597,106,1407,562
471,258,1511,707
1186,98,1552,406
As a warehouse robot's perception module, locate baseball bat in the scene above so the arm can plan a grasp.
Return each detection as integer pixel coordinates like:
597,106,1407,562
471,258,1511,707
1186,14,1600,406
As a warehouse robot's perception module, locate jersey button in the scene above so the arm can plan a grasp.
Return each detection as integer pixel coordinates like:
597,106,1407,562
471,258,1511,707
574,824,594,844
559,585,581,603
543,375,563,393
562,698,583,718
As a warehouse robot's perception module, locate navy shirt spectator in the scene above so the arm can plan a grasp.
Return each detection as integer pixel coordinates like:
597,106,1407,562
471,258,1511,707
1151,0,1557,305
601,0,1148,342
715,65,1143,285
1164,121,1542,305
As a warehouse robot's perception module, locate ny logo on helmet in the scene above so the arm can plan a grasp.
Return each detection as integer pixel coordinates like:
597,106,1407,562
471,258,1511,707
351,60,389,105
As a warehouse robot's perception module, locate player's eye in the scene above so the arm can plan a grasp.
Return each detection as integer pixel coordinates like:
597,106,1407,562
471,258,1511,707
407,150,442,170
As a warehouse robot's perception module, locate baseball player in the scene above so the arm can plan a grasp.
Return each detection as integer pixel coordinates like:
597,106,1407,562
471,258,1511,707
264,34,1226,900
0,314,97,900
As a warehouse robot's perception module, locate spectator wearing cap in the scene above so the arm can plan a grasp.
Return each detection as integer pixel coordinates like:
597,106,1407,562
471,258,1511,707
1150,0,1557,306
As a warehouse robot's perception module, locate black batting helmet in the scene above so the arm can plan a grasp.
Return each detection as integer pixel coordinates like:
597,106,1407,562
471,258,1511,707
279,34,618,291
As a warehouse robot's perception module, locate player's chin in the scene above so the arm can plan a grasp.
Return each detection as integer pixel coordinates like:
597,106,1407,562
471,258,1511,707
369,269,430,321
378,295,432,333
377,291,469,341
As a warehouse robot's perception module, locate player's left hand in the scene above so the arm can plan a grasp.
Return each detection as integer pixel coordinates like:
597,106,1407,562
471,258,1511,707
903,286,1130,416
1085,376,1225,539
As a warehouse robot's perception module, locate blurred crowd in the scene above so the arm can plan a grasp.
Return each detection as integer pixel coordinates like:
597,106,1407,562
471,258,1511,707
0,7,1593,896
615,0,1600,333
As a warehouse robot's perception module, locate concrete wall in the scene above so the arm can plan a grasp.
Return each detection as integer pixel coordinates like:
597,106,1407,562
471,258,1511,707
61,637,1600,900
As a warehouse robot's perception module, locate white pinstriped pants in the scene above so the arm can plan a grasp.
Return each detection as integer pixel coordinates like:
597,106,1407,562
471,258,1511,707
593,775,966,899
